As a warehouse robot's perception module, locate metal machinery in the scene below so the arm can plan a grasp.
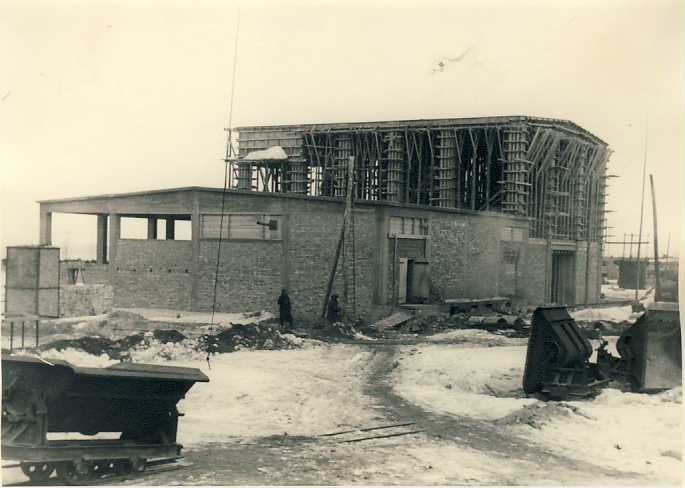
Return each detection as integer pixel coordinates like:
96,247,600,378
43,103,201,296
523,303,682,400
523,306,608,400
2,355,209,483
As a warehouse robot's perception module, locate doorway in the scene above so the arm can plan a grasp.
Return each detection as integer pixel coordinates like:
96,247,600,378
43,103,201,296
551,251,576,305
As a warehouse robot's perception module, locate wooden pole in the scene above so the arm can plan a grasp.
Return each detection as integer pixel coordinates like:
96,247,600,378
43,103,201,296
649,174,661,301
321,156,355,318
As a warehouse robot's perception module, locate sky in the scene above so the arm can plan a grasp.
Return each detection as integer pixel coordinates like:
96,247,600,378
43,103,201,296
1,0,683,260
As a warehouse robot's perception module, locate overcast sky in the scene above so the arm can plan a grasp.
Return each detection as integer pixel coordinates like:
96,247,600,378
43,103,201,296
1,0,683,260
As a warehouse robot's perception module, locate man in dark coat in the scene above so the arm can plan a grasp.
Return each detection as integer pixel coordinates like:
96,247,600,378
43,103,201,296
326,293,341,324
278,289,293,331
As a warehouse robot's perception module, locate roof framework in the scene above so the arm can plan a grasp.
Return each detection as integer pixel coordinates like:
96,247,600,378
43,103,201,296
234,116,611,241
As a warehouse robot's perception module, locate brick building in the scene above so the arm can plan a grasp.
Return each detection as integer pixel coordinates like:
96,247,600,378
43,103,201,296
35,116,610,320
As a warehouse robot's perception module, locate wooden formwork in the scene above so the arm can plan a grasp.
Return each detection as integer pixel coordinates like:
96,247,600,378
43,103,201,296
234,116,610,242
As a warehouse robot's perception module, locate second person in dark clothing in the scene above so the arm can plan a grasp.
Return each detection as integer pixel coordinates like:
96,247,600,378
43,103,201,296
278,289,293,332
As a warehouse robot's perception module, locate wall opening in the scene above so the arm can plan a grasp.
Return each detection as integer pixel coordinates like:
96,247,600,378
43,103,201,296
120,217,148,239
551,250,576,305
51,213,98,260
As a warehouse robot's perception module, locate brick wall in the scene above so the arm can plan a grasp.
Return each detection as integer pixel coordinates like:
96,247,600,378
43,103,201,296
287,202,377,321
112,240,193,309
60,260,111,285
195,240,283,314
60,284,113,316
428,213,506,300
519,241,548,305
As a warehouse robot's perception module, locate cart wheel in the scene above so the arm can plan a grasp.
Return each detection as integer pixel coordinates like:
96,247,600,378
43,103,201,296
20,462,55,482
130,457,147,473
113,459,132,475
56,460,93,485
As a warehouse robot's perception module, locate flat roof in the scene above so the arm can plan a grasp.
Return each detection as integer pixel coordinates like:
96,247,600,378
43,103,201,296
38,186,530,221
235,115,607,146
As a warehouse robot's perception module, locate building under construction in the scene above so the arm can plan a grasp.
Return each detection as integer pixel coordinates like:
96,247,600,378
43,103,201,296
30,116,610,321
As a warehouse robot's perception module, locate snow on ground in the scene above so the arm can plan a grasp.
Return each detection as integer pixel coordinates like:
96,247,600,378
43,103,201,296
571,304,636,323
117,307,274,327
425,329,528,346
514,387,683,484
26,343,376,447
393,344,536,419
393,341,683,484
173,345,376,445
601,282,653,302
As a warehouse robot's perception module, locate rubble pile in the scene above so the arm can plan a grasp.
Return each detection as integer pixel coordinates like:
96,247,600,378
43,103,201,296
40,329,189,360
198,323,311,353
400,311,529,337
38,323,313,360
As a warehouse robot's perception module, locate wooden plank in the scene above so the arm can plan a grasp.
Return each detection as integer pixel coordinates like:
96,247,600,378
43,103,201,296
369,311,412,331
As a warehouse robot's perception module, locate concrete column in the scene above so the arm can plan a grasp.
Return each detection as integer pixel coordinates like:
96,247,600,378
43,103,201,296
108,214,120,266
39,210,52,245
147,217,158,240
190,196,201,309
165,218,175,240
96,215,108,264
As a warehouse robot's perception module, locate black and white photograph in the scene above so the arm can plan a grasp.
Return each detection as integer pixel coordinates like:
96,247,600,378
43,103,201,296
1,0,683,485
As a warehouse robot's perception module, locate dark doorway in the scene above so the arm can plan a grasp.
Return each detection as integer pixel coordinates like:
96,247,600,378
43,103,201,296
551,251,576,305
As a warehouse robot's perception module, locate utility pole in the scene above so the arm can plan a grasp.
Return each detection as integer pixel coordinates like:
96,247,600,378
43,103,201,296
649,174,661,301
635,119,648,300
321,156,355,318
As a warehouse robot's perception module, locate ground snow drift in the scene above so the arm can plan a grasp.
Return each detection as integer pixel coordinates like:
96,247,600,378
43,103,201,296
393,345,536,419
393,342,683,484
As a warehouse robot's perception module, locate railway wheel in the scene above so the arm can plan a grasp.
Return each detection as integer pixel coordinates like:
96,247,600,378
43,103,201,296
56,459,93,485
130,457,147,473
20,462,55,482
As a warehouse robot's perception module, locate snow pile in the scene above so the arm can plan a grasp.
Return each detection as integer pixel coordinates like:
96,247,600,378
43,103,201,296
242,146,288,161
121,307,274,327
571,304,635,323
601,283,653,303
177,346,377,444
392,345,536,419
425,329,528,346
40,347,117,367
128,338,207,362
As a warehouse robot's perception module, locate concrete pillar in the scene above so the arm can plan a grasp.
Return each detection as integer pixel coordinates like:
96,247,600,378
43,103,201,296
165,218,175,240
39,210,52,245
147,217,158,239
96,215,108,264
190,196,201,309
108,214,120,266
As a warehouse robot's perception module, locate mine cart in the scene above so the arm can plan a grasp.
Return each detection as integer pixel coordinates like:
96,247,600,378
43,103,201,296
1,354,209,483
522,306,608,400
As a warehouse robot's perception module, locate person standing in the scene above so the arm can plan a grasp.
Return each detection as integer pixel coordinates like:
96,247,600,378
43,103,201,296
278,289,293,332
326,293,341,324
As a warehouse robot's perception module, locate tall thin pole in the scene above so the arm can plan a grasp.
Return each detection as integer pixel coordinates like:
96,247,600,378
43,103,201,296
635,119,648,299
665,232,671,260
321,156,355,318
649,174,661,301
